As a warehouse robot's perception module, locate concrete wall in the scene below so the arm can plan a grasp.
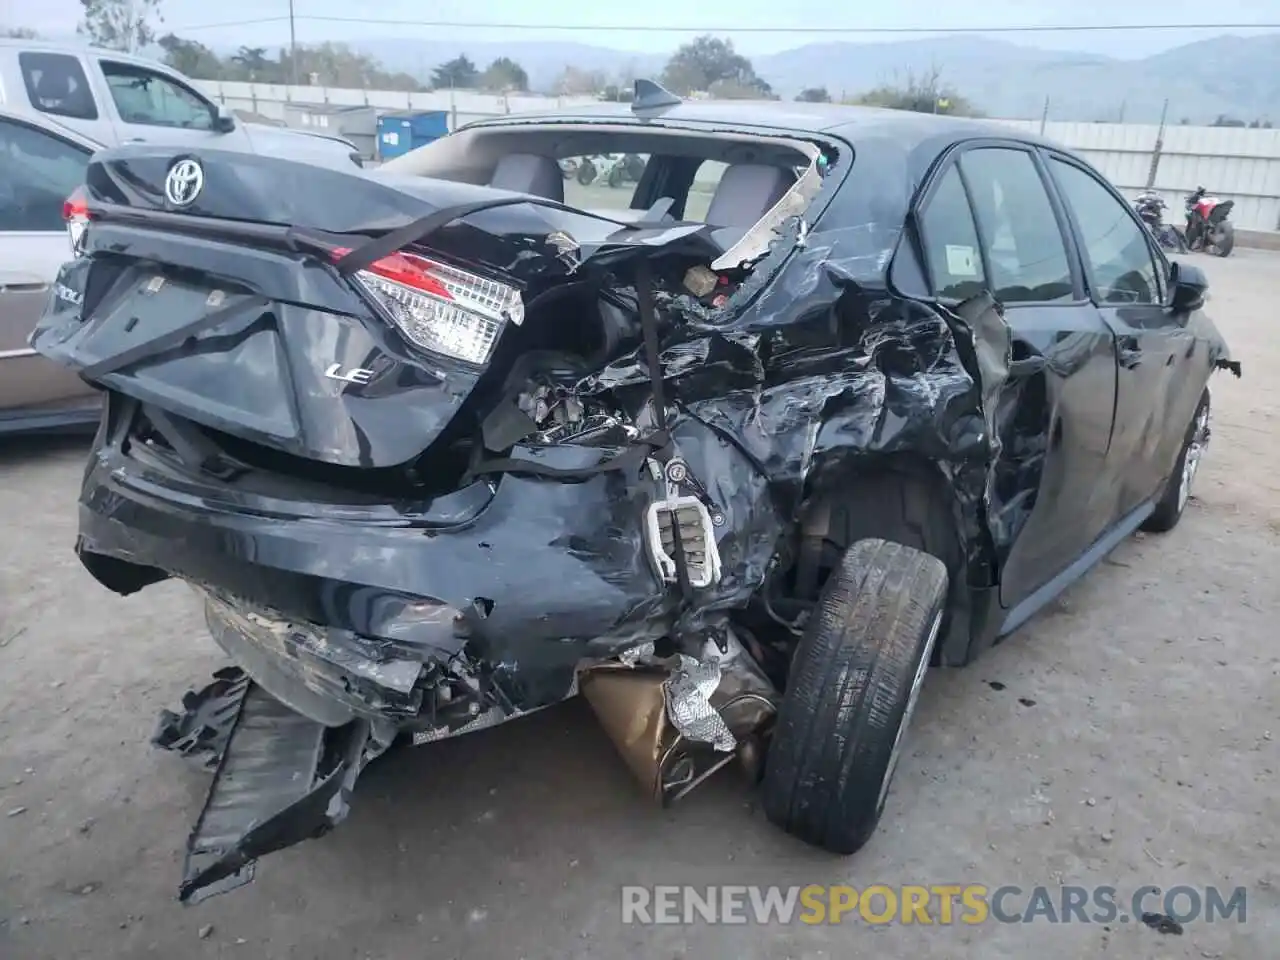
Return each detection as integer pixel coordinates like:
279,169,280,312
193,80,1280,233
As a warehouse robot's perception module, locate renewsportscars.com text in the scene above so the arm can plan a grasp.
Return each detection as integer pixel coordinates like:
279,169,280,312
620,884,1248,926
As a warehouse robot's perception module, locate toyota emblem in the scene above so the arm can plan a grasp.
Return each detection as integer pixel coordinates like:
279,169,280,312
164,158,204,207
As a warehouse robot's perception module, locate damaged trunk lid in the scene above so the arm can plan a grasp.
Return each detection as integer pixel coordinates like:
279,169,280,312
33,146,708,469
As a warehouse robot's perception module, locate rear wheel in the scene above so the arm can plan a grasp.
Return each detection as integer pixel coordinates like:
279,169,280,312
1142,389,1210,533
761,538,948,855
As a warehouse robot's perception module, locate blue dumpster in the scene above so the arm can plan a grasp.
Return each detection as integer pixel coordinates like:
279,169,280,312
377,110,451,161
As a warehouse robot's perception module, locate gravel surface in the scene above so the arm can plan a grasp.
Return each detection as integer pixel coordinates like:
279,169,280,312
0,250,1276,959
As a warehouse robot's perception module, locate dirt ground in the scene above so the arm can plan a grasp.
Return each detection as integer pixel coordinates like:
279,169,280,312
1,251,1276,960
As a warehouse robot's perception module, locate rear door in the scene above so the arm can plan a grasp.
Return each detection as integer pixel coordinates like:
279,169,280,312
12,50,117,144
914,142,1121,612
0,113,96,412
91,56,248,149
1042,152,1200,523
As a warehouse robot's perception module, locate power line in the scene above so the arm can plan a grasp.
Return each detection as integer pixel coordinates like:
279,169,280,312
172,16,1280,35
176,16,292,31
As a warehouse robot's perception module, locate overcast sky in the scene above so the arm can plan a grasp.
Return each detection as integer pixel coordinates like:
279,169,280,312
3,0,1278,57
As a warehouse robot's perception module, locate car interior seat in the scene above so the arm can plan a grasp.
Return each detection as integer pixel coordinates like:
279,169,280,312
31,68,93,119
704,163,797,228
488,153,564,203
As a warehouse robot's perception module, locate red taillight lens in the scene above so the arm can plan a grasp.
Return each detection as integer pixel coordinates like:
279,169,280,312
329,247,523,366
334,248,455,302
63,186,90,222
64,186,90,257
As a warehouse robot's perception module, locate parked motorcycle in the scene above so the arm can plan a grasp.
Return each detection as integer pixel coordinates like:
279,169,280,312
575,154,620,187
573,153,647,188
622,153,646,182
1183,186,1235,257
1133,191,1188,253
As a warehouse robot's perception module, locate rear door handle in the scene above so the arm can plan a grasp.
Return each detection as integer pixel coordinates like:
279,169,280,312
0,281,49,293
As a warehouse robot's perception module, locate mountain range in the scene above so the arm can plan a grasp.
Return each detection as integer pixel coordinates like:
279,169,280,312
336,33,1280,124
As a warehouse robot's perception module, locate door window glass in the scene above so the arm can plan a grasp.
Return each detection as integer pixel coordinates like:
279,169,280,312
18,52,99,121
917,165,986,300
100,61,215,130
0,119,91,232
959,148,1074,304
1049,158,1163,305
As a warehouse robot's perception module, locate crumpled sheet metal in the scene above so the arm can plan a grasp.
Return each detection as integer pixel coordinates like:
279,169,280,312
618,641,736,751
60,136,1008,719
411,673,579,745
571,213,1006,582
665,657,736,752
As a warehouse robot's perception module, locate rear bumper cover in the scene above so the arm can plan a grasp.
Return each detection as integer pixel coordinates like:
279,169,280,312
75,411,780,728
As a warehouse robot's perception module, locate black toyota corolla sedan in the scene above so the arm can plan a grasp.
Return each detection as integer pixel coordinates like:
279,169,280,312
31,80,1240,903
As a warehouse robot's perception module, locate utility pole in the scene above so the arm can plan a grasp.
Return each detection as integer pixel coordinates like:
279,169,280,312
1145,98,1170,189
125,0,138,53
288,0,299,87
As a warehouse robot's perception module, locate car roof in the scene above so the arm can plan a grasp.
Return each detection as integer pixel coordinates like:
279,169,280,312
467,98,1056,152
0,36,171,72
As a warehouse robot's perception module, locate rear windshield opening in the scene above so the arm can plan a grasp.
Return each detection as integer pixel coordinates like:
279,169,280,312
379,122,836,274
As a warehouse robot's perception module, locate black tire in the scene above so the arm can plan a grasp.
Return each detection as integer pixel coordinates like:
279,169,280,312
1142,390,1210,533
576,160,596,185
607,164,623,188
1211,222,1235,257
762,538,949,855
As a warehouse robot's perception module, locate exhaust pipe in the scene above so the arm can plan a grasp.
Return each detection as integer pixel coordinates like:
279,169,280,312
580,630,778,805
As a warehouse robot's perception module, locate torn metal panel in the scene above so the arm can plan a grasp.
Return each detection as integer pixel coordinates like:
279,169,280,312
202,589,431,727
153,665,250,771
710,144,826,272
156,668,377,905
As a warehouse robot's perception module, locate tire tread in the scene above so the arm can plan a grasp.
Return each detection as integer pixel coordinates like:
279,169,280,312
763,538,948,854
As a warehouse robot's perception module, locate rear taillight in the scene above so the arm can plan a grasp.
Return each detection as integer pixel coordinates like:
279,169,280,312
64,186,90,258
331,248,523,366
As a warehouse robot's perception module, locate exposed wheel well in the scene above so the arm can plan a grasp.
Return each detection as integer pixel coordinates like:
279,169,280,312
795,457,969,665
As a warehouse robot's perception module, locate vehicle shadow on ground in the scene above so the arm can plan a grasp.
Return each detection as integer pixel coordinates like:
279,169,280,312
217,669,974,913
336,695,777,860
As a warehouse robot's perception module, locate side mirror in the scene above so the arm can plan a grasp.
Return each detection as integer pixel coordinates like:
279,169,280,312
213,104,236,134
1168,260,1208,314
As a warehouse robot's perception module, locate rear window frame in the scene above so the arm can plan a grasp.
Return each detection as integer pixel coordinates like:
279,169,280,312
18,51,100,122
